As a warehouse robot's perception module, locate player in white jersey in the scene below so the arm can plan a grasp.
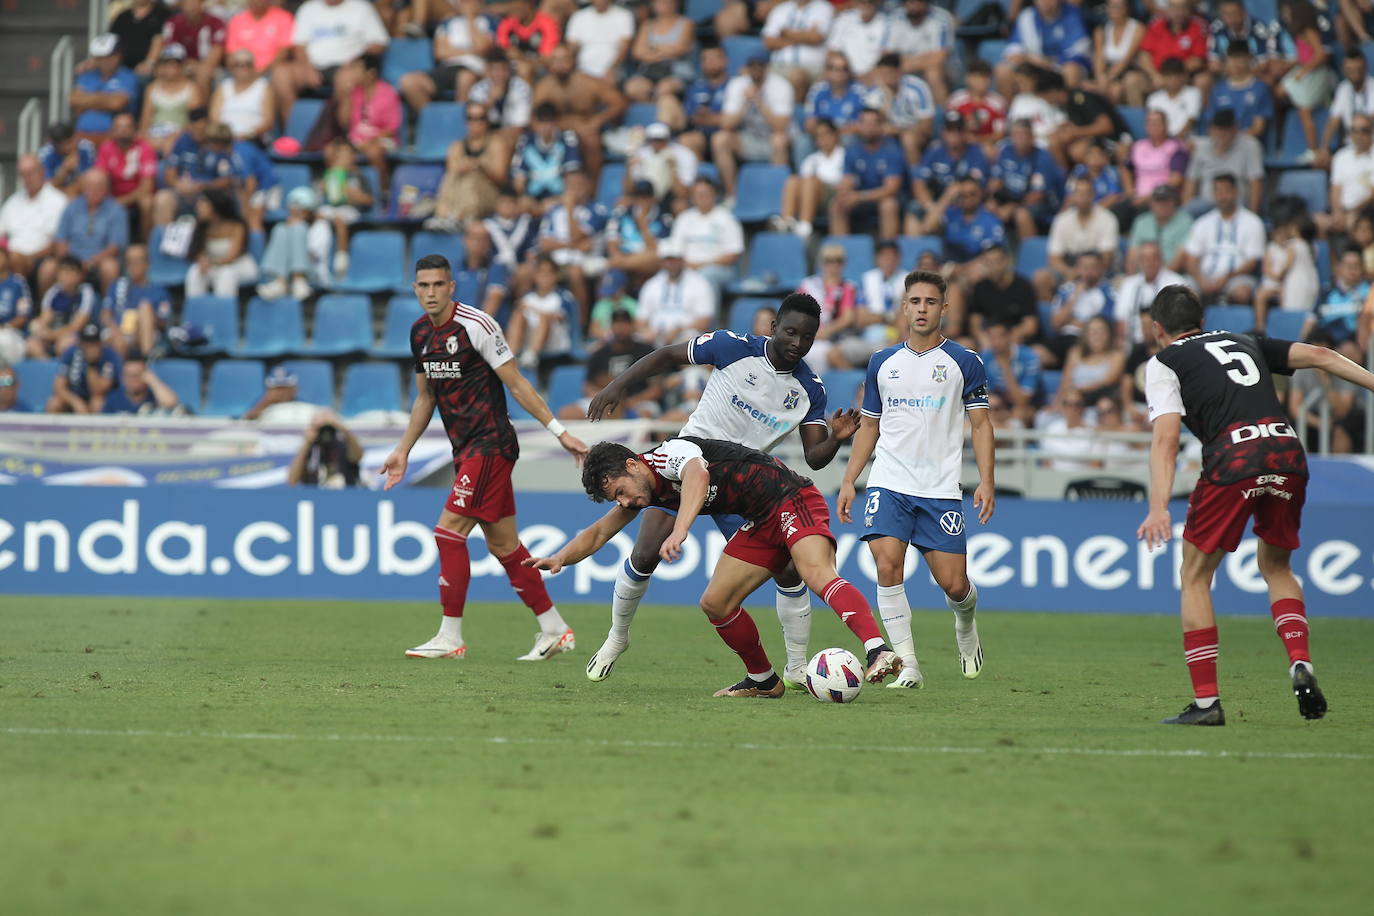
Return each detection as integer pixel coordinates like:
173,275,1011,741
838,270,996,687
583,293,861,685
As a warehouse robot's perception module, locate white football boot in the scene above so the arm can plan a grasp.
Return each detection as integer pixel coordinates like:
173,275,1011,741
516,628,576,661
886,664,925,689
955,618,983,679
404,636,467,659
585,636,628,681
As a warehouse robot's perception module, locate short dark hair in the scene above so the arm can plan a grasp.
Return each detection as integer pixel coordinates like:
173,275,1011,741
1149,284,1204,335
57,254,83,273
1212,172,1238,189
45,122,74,144
533,101,559,121
1225,41,1251,58
777,292,822,323
360,52,382,74
967,59,992,77
1160,57,1185,76
814,116,837,133
414,254,452,275
903,269,947,299
1340,244,1363,261
581,441,637,502
875,239,899,254
1036,70,1066,95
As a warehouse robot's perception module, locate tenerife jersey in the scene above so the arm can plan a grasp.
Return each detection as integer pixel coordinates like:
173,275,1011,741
680,330,829,453
862,339,990,499
640,437,811,524
411,302,520,462
1145,331,1306,485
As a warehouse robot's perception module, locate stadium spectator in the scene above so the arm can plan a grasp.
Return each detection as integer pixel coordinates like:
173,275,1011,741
0,249,32,367
1326,113,1374,235
989,117,1063,238
627,123,697,208
999,0,1091,98
1340,0,1374,45
624,0,697,107
826,0,888,80
139,47,200,156
1035,389,1100,472
774,116,844,238
1129,109,1188,207
535,166,608,314
272,0,388,125
512,102,583,212
0,366,25,414
259,186,330,300
1089,0,1147,107
1182,109,1264,215
750,304,777,336
495,0,561,81
1041,71,1121,170
1046,176,1119,280
508,254,578,370
1055,314,1126,409
1005,63,1065,149
861,239,905,327
946,60,1007,154
1180,172,1265,305
714,51,793,201
1275,0,1336,164
888,0,956,104
52,170,127,294
212,50,276,142
677,43,730,161
587,272,638,342
316,138,374,280
1304,247,1370,360
1067,138,1130,213
1116,240,1188,345
0,155,69,283
829,108,903,240
1206,43,1273,140
714,0,782,40
185,189,258,298
484,189,538,270
533,44,627,179
633,239,715,347
980,320,1042,427
95,114,158,245
469,50,533,138
26,257,96,359
71,34,139,140
863,52,936,163
287,411,363,487
1320,47,1374,161
666,176,743,296
399,0,492,110
1138,0,1208,88
606,180,670,285
162,0,227,96
48,322,120,414
226,0,296,76
760,0,834,101
1288,328,1367,453
37,123,97,198
931,177,1007,267
1206,0,1279,86
557,308,660,420
429,102,508,231
109,0,172,78
565,0,635,81
804,52,866,138
102,351,180,414
1037,250,1115,368
243,365,309,421
908,111,990,231
454,222,511,318
336,53,401,193
1254,207,1319,335
799,242,882,369
1145,57,1202,139
967,245,1039,349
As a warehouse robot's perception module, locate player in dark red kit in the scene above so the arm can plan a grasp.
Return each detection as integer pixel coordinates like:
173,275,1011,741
525,437,902,698
382,254,589,661
1138,285,1374,725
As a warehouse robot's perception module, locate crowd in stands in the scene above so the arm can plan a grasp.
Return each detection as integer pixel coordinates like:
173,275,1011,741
0,0,1372,460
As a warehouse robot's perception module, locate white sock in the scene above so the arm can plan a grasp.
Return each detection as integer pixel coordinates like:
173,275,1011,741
438,615,463,643
1194,696,1219,709
863,637,887,653
609,559,652,643
1290,660,1313,677
948,582,978,635
774,583,812,672
876,583,917,671
537,606,569,636
747,668,776,683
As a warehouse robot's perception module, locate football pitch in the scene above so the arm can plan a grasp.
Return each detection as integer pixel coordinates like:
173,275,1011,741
3,596,1371,916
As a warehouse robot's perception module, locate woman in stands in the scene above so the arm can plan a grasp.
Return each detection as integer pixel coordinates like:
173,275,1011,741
212,50,276,143
185,189,259,298
1055,314,1127,410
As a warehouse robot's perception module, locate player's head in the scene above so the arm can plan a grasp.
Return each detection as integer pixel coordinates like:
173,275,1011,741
582,442,653,508
413,254,455,320
1149,284,1203,342
772,293,822,367
901,270,947,337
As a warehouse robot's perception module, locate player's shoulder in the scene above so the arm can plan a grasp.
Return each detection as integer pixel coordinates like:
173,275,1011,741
451,301,503,336
790,357,826,393
867,342,906,373
939,338,985,367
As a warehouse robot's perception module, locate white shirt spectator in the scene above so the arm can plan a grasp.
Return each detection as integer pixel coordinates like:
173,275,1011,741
636,268,716,343
630,141,699,200
1330,77,1374,134
1146,86,1202,138
1007,92,1064,147
668,205,744,266
1330,144,1374,211
1116,267,1188,344
800,144,846,185
518,290,573,354
887,5,955,58
291,0,388,70
827,7,892,76
1183,207,1266,280
1048,206,1119,261
470,75,533,129
864,73,935,129
435,14,491,71
0,181,68,256
565,3,636,78
722,71,795,135
1037,411,1101,472
762,0,835,74
861,266,904,317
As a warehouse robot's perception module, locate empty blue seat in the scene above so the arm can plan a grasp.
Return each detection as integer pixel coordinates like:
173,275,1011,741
1265,310,1308,340
408,102,466,161
730,232,806,294
181,296,239,354
235,297,306,358
279,358,334,406
335,230,407,292
264,163,313,222
1040,369,1063,399
1118,106,1146,140
728,297,776,333
723,35,765,74
275,99,325,159
204,359,265,417
341,362,403,416
545,364,586,413
686,0,721,23
386,164,444,222
596,162,626,209
382,37,433,87
1313,239,1332,290
1204,304,1255,333
977,40,1007,65
624,102,659,128
308,294,374,356
820,235,874,283
897,235,943,267
148,225,190,287
410,231,465,274
822,369,866,411
733,163,789,223
14,360,58,410
1276,169,1328,214
152,358,201,412
374,295,419,359
1016,237,1049,277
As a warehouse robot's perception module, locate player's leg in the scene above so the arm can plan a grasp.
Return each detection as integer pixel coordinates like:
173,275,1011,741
771,562,813,689
478,511,576,661
1162,540,1228,725
700,553,784,698
405,510,480,658
860,487,924,687
587,508,673,681
924,548,981,680
787,534,900,684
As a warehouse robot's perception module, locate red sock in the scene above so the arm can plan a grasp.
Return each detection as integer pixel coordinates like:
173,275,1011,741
434,527,470,618
712,608,773,675
1183,626,1219,699
1270,598,1311,666
820,577,883,644
497,543,555,616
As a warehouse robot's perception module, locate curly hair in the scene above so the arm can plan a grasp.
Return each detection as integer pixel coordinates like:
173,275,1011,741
581,441,637,502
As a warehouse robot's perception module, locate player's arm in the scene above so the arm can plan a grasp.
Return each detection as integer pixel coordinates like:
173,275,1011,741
526,505,639,573
1138,412,1181,550
1286,341,1374,391
380,373,437,490
586,341,690,420
493,360,589,463
837,414,881,524
968,407,996,524
799,409,861,470
661,457,710,563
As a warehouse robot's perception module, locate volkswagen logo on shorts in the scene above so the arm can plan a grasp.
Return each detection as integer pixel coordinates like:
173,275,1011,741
939,510,964,536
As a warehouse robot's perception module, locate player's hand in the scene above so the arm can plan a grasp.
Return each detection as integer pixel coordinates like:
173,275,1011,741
378,450,408,491
523,555,564,574
559,431,589,466
829,408,861,441
973,481,996,525
837,480,857,524
1137,508,1172,551
586,382,624,421
659,530,687,563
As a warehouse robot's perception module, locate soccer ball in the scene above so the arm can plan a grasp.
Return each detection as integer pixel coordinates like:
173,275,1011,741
805,648,864,704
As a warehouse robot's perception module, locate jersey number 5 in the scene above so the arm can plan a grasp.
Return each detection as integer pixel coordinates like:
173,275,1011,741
1203,340,1260,387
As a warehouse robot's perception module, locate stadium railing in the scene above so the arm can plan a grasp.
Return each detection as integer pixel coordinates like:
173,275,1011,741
49,35,73,123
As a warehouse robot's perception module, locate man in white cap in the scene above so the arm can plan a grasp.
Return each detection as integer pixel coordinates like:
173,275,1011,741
634,239,716,348
71,34,140,139
627,123,698,207
244,365,312,422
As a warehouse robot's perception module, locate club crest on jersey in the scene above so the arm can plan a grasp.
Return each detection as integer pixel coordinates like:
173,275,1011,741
783,388,801,410
445,336,459,355
933,365,948,383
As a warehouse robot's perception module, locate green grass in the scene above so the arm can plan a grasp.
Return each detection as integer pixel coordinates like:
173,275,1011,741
2,596,1372,916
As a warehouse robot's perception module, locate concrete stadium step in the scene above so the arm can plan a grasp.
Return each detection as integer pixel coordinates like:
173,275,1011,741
0,31,58,93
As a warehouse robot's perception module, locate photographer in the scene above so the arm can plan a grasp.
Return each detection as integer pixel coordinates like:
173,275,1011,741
287,410,363,489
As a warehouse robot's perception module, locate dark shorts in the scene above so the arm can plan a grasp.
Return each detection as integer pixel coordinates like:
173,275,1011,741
1183,473,1306,555
723,485,835,572
427,63,474,94
445,454,517,522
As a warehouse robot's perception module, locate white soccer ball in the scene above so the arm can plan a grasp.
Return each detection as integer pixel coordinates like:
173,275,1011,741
805,647,864,704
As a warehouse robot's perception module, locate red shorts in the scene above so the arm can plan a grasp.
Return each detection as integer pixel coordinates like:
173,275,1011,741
1183,473,1306,555
723,485,835,572
444,454,517,522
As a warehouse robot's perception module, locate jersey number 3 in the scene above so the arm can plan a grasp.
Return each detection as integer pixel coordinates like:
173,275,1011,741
1204,340,1260,387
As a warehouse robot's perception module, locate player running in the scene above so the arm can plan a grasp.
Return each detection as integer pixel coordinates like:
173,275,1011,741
837,270,996,688
1138,285,1374,725
381,254,589,662
525,437,902,697
582,293,860,686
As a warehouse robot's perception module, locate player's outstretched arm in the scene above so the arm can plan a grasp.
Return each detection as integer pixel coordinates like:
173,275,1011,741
586,342,690,420
799,408,862,470
1138,413,1182,551
968,407,997,524
661,458,710,562
837,415,881,524
525,505,639,573
380,373,436,491
1287,341,1374,392
494,360,590,465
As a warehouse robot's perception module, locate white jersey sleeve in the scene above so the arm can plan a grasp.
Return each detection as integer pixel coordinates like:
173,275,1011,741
650,438,707,481
1144,355,1185,421
454,304,514,370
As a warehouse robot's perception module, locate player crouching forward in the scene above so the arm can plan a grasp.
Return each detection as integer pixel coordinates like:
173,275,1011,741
526,437,902,697
382,254,589,662
839,269,997,688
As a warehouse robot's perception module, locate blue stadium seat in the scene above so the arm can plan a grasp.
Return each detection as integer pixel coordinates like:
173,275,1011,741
410,231,465,275
729,232,806,294
728,297,776,333
335,230,407,292
977,40,1007,66
1265,310,1307,340
1204,304,1255,332
275,99,325,160
382,37,433,88
1038,301,1055,335
1313,239,1332,290
624,102,660,128
545,364,586,414
408,102,466,161
1249,0,1278,24
820,235,874,283
357,165,385,221
181,296,239,354
374,295,418,359
686,0,721,24
897,235,943,266
696,161,720,186
264,163,313,222
733,163,789,223
385,164,444,222
147,225,190,287
1016,237,1049,277
14,360,58,410
1119,106,1146,140
822,369,866,411
279,359,334,407
723,35,765,75
153,358,201,412
235,297,306,358
307,294,373,356
341,362,404,416
204,359,265,417
1363,41,1374,73
1039,369,1063,400
596,162,626,209
1276,169,1328,214
1269,110,1329,167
